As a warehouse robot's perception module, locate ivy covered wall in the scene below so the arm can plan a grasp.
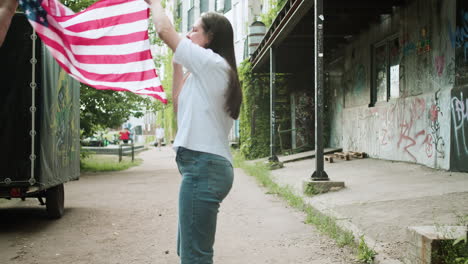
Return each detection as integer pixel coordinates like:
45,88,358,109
238,61,316,160
239,61,271,159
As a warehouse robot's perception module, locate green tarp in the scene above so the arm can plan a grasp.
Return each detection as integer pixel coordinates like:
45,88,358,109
0,13,80,189
39,44,80,189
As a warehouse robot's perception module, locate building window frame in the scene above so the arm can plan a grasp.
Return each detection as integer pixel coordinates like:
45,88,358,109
224,0,232,13
176,0,183,31
370,34,400,106
187,0,195,32
200,0,208,13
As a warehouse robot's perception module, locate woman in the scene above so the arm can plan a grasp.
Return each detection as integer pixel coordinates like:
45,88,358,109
146,1,242,263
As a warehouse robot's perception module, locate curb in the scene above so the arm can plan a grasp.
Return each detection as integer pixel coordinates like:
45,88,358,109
309,200,404,264
268,174,404,264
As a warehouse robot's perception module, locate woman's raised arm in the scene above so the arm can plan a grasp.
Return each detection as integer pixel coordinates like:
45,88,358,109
146,0,181,52
172,61,184,113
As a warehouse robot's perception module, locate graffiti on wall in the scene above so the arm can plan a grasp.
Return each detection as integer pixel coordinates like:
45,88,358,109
429,90,445,158
449,9,468,62
451,1,468,85
417,28,432,55
345,91,447,165
435,55,446,77
400,33,417,57
394,98,427,161
399,29,432,58
451,88,468,171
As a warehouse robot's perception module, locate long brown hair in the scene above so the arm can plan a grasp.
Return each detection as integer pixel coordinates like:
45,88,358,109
201,12,242,120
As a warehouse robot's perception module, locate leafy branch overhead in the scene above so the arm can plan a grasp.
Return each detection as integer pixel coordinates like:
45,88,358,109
260,0,287,28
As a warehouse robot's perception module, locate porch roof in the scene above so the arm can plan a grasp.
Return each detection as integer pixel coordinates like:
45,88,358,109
250,0,409,73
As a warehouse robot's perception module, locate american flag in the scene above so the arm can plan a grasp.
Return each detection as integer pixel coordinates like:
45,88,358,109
19,0,167,103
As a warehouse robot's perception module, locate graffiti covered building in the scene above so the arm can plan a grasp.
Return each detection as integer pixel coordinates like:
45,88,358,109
325,0,468,172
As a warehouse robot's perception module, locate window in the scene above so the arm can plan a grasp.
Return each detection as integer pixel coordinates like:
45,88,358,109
235,1,243,40
233,3,238,40
373,43,387,103
176,0,182,31
371,36,400,105
187,8,194,31
389,38,400,99
200,0,209,13
224,0,232,13
187,0,195,31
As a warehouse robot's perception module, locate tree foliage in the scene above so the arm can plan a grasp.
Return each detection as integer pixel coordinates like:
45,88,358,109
80,85,155,136
260,0,287,28
61,0,96,12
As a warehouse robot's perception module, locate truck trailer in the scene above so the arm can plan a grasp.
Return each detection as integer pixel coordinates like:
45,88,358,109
0,13,80,219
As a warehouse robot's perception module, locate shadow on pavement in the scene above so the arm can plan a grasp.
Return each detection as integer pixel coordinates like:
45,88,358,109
0,207,76,234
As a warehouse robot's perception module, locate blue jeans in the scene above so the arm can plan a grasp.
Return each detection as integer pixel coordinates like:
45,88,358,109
175,147,234,264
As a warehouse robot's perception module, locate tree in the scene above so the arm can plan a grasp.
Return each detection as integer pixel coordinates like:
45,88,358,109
61,0,96,12
80,85,156,136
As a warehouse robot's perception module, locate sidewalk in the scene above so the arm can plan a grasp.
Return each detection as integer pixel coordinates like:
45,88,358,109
267,156,468,263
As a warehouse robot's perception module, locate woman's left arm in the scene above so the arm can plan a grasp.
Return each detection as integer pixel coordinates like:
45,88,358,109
146,0,181,52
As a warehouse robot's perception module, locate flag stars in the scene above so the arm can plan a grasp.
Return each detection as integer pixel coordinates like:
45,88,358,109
19,0,49,27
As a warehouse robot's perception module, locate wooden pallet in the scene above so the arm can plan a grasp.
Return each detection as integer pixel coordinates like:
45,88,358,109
348,151,366,159
334,152,350,161
324,155,334,163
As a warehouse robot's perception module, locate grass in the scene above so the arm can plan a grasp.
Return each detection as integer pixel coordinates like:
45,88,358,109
233,151,356,250
432,215,468,264
80,154,142,172
357,235,377,263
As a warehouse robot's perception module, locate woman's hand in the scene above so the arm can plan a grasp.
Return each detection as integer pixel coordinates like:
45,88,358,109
144,0,160,6
1,0,18,12
0,0,18,47
147,0,180,51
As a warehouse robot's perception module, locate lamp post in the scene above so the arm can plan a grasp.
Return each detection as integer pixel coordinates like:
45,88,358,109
311,0,329,181
269,47,279,163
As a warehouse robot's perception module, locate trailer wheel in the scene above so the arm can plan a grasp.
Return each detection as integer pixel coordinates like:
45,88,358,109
46,184,64,219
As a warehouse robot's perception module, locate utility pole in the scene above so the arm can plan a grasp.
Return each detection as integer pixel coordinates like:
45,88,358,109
311,0,329,181
269,47,279,162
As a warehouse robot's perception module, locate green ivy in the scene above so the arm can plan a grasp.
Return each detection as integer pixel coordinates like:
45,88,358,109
238,60,271,159
238,60,294,160
238,60,325,160
260,0,288,28
154,50,177,143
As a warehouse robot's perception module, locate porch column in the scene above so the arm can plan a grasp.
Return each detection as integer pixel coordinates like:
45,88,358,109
311,0,329,180
269,47,279,162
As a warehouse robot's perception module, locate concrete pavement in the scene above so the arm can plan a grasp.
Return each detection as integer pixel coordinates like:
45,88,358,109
268,155,468,263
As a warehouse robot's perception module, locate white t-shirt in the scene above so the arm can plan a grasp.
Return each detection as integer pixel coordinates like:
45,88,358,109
172,38,234,164
156,128,164,139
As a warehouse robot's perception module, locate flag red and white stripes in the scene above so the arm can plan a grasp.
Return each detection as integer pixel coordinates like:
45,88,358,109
19,0,167,103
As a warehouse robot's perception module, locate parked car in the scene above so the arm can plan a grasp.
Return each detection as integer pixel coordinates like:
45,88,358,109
81,137,105,147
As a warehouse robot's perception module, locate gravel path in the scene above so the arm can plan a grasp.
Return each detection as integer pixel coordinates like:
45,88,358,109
0,147,356,264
